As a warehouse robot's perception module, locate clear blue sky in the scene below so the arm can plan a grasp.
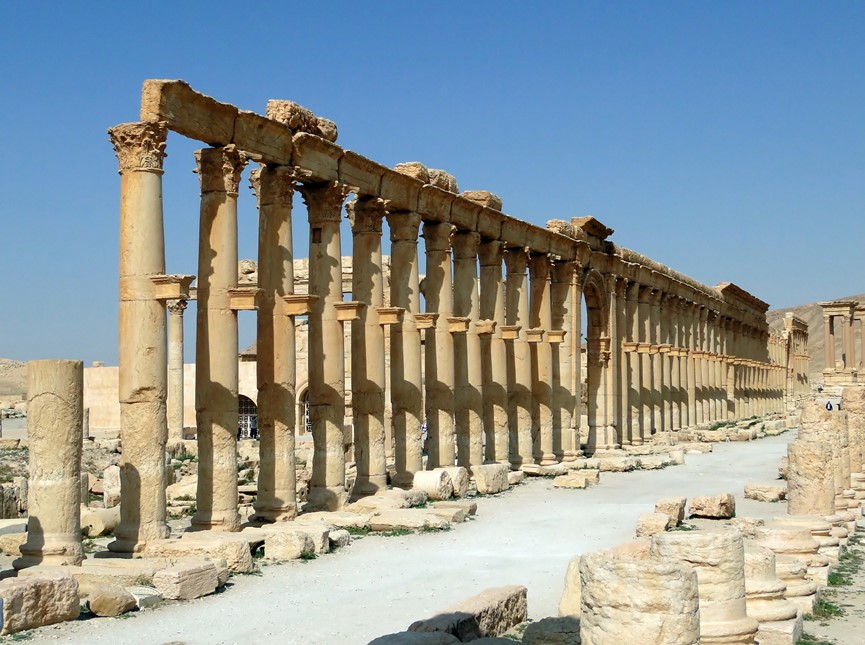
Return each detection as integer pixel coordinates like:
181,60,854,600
1,2,862,365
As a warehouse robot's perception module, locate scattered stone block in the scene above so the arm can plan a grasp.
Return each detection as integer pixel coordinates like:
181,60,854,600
597,457,638,472
370,510,449,532
297,511,373,529
409,470,453,501
730,517,765,538
558,556,581,617
0,573,79,635
0,532,25,556
102,465,121,508
369,632,460,644
522,616,581,645
265,530,315,560
408,585,527,640
432,500,477,516
441,467,470,498
427,506,466,523
329,529,351,549
654,497,686,527
553,474,586,489
145,533,254,573
126,585,163,610
473,464,510,495
637,455,670,470
689,493,736,519
80,505,121,537
166,477,197,501
506,470,524,486
778,457,788,480
636,512,671,537
668,449,685,465
152,562,218,600
86,582,136,617
287,522,330,554
744,483,786,502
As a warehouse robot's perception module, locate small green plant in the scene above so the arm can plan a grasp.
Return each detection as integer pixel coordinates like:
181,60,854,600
804,597,845,620
174,494,194,502
671,523,697,531
420,524,451,533
827,571,851,586
8,630,35,641
797,633,835,645
345,526,370,537
299,551,317,561
378,528,412,537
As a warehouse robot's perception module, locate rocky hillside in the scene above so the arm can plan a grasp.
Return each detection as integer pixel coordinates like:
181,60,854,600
768,293,865,382
0,359,26,399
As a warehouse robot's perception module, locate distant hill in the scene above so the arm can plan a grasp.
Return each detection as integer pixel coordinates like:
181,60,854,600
768,293,865,383
0,359,26,399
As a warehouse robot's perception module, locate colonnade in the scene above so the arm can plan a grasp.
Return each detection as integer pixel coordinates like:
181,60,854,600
107,80,788,552
782,312,810,406
820,300,863,386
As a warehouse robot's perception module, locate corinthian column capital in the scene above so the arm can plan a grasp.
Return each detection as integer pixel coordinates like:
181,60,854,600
108,121,168,174
194,145,248,195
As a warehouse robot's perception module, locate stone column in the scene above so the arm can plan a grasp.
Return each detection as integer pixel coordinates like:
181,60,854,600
699,307,710,424
660,295,673,433
572,275,584,452
844,312,856,369
824,315,835,371
252,166,298,522
552,260,579,460
348,197,388,497
167,299,187,445
649,290,664,434
452,231,484,468
638,287,653,437
192,146,246,532
719,317,730,420
16,360,84,568
423,221,456,468
624,282,641,444
479,240,509,464
300,181,349,510
108,122,170,552
504,247,533,467
529,253,556,465
387,211,424,486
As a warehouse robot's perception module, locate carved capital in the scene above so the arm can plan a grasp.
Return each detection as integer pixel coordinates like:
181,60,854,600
503,246,529,275
258,166,297,206
299,181,349,225
422,221,455,252
386,211,422,243
551,260,577,284
528,253,551,281
478,239,504,267
108,121,168,174
195,145,248,195
167,299,188,315
452,231,481,260
346,196,386,234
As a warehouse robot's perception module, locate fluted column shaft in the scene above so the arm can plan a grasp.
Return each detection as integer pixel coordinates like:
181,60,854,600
387,211,423,486
423,221,456,468
301,181,349,510
660,295,673,432
193,146,246,532
479,240,509,464
529,253,556,464
505,247,533,467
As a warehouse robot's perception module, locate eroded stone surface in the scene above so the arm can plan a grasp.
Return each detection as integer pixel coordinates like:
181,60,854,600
408,585,527,640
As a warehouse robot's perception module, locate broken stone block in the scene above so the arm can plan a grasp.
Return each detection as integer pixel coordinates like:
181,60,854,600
744,483,787,503
126,585,163,610
86,582,137,617
506,470,524,486
654,497,686,527
265,530,315,560
370,510,449,532
553,474,586,489
329,529,351,549
152,562,218,600
0,573,79,635
689,492,736,519
558,556,581,617
296,511,373,529
426,506,466,523
441,467,470,498
102,465,121,508
432,500,477,516
145,533,254,573
408,585,527,640
0,532,25,556
597,457,637,472
473,464,510,495
411,470,454,501
635,512,671,537
80,505,121,537
522,616,581,645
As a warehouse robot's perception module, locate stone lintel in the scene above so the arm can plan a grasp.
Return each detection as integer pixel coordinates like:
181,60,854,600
526,328,545,343
450,199,482,232
376,306,404,325
234,110,295,165
334,301,365,322
475,319,497,335
150,274,195,301
476,208,504,240
291,133,342,183
447,317,471,333
414,313,439,329
417,185,455,224
280,294,318,316
229,288,261,311
572,215,614,240
547,329,566,344
339,151,387,196
380,171,422,213
500,325,521,340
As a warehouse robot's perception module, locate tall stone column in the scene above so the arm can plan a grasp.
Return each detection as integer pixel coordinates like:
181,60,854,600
452,231,484,468
348,197,388,497
603,277,623,448
423,221,456,468
638,287,653,437
300,181,349,510
649,290,664,434
479,240,509,464
252,166,298,522
572,276,584,452
687,305,698,427
504,247,534,467
529,253,556,464
844,313,855,369
660,295,673,433
552,260,578,460
16,360,84,568
387,210,424,486
167,299,187,445
719,318,730,420
108,121,170,552
669,298,682,431
699,307,710,424
824,315,835,370
192,146,246,532
624,282,641,444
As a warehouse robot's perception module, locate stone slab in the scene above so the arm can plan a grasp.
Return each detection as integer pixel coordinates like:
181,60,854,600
370,510,450,532
152,561,218,600
0,573,79,635
408,585,527,640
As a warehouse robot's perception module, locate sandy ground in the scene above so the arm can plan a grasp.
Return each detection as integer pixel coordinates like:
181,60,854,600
1,432,801,645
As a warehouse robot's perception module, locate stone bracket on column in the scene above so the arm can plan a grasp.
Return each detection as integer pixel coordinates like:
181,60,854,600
229,288,261,311
622,341,638,352
279,294,318,316
376,306,404,325
414,313,438,329
500,325,521,340
475,319,496,335
658,344,672,353
447,316,471,333
335,301,364,322
637,343,652,354
141,274,195,301
547,330,566,344
526,328,545,343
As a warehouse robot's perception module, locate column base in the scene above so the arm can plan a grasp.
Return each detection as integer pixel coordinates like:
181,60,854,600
539,453,558,466
306,485,348,512
250,503,297,524
14,543,85,570
190,509,241,532
107,521,171,554
350,476,388,501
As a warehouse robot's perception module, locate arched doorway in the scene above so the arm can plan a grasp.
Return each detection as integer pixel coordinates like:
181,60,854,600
238,395,258,440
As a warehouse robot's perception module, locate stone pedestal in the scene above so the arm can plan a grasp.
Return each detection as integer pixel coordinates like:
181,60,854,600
774,557,818,615
743,545,799,625
753,526,829,586
579,552,700,644
786,439,835,516
651,529,758,644
16,360,85,569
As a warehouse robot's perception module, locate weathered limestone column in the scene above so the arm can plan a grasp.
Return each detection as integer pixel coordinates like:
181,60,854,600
387,210,424,486
699,307,710,425
252,166,298,521
348,197,388,497
687,305,699,427
706,312,717,422
579,552,700,644
529,253,556,465
603,276,623,448
787,439,835,516
719,317,730,420
660,295,673,433
651,529,759,644
16,360,84,569
452,231,484,468
504,247,534,467
843,386,865,477
669,297,682,431
167,299,187,445
649,290,664,434
824,314,835,371
192,146,246,532
551,260,578,460
572,272,584,452
300,181,349,510
108,121,170,552
624,282,642,444
479,240,509,464
638,287,653,437
423,221,456,468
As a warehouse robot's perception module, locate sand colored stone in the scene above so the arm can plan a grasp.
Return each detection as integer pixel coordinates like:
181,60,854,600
743,546,801,645
688,493,736,519
655,496,687,527
842,386,865,475
786,438,835,516
774,557,818,615
473,464,510,494
408,585,527,641
411,470,454,501
744,483,786,502
87,583,137,617
441,466,470,498
152,561,219,600
0,573,80,635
